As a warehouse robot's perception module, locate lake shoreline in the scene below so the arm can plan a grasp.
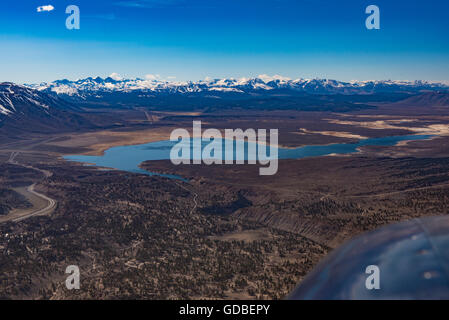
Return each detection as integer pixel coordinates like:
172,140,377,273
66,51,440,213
63,134,435,179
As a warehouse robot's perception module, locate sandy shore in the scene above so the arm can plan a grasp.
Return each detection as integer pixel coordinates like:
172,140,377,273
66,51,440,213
296,128,368,140
326,119,449,136
49,128,176,156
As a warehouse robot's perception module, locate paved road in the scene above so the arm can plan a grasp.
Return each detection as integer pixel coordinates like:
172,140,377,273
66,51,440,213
12,183,57,222
2,152,56,223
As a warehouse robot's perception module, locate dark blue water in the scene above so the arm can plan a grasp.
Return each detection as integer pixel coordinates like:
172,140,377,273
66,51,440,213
64,135,433,179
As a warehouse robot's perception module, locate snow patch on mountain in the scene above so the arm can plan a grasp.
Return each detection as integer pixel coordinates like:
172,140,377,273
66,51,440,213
51,85,79,96
0,104,12,115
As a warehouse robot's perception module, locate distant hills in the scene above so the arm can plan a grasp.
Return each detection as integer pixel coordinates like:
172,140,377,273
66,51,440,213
396,91,449,107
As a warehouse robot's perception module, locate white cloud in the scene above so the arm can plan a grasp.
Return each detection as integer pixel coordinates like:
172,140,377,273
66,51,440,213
109,73,122,81
145,74,161,80
37,5,55,12
257,74,291,83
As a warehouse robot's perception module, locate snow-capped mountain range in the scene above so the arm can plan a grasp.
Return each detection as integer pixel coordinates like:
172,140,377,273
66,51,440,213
28,75,449,98
0,82,78,116
0,82,91,134
0,82,50,116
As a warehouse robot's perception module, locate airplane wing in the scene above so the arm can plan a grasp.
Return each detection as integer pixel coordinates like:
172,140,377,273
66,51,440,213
288,215,449,300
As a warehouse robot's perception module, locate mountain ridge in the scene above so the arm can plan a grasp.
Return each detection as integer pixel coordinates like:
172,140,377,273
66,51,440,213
395,91,449,107
27,76,449,98
0,82,93,135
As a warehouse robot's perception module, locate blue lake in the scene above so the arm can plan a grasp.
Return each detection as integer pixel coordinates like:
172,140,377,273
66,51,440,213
64,134,433,180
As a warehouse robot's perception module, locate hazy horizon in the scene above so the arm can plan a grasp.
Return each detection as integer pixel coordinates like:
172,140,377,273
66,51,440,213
1,0,448,83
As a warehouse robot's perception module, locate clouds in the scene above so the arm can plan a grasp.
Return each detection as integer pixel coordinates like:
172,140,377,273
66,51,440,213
145,74,161,80
109,73,123,81
106,74,176,82
144,74,176,81
37,5,55,12
257,74,291,82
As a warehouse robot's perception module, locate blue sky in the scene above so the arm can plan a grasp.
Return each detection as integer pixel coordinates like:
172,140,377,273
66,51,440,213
0,0,448,83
